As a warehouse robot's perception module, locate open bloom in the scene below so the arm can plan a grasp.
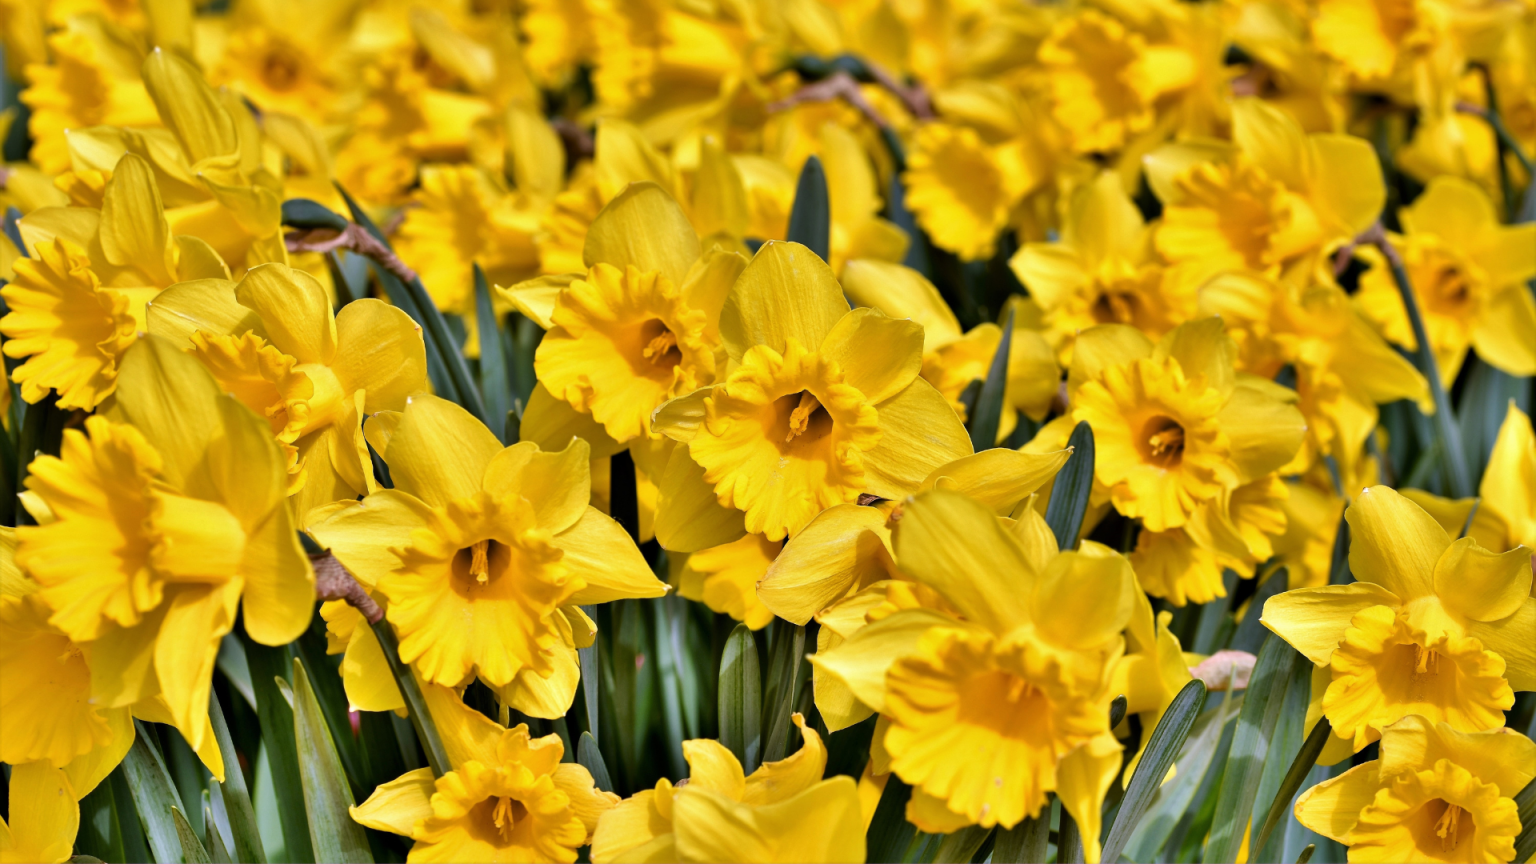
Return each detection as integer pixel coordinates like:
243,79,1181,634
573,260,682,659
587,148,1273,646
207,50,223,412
147,262,427,518
1294,716,1532,863
811,490,1134,861
306,395,666,717
0,761,79,864
1069,318,1305,533
1262,486,1534,759
1355,177,1536,385
590,714,863,864
12,336,313,773
653,241,971,542
353,683,616,863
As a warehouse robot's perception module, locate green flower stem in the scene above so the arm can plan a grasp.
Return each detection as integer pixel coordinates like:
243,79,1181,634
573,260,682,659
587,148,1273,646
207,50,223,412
1363,223,1475,498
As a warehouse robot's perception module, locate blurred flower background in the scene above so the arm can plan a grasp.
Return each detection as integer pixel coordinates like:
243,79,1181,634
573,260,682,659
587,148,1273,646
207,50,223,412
0,0,1532,862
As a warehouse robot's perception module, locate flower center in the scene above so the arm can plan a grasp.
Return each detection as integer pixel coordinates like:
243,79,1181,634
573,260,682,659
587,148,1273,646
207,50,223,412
639,319,681,367
490,795,525,843
1432,801,1465,851
1092,290,1139,325
783,390,829,443
1143,416,1186,466
453,539,507,588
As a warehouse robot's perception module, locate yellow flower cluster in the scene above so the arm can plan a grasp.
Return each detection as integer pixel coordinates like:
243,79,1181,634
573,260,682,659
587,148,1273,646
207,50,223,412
0,0,1531,863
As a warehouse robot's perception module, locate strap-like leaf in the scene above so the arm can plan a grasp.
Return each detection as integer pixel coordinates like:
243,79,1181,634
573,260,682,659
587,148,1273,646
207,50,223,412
208,693,267,862
968,309,1013,452
122,722,186,864
993,813,1050,864
865,774,915,864
577,732,614,794
761,619,808,764
1101,680,1208,863
238,634,316,863
369,618,450,777
291,658,374,863
786,156,830,262
474,264,511,442
1513,775,1536,863
1045,421,1095,551
1252,718,1333,858
173,806,211,864
718,624,762,773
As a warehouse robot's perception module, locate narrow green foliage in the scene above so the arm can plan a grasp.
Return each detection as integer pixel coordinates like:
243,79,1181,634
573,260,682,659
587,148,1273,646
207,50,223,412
761,619,808,764
291,658,375,863
719,623,763,773
578,603,601,743
1252,719,1334,858
370,618,450,777
474,264,511,441
1102,680,1208,863
968,308,1013,452
578,732,614,794
1249,654,1312,863
1513,776,1536,863
1045,421,1096,551
75,772,126,864
122,721,186,864
932,825,992,863
865,775,916,864
992,813,1050,864
1230,567,1288,654
787,155,831,262
1203,636,1305,863
239,634,316,863
209,693,267,863
173,807,212,864
204,797,233,864
280,198,350,232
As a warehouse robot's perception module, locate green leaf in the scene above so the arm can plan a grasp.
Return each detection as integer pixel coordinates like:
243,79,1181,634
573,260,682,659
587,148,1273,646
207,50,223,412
577,732,614,794
932,825,992,864
824,715,877,780
209,692,267,863
474,264,511,442
1202,635,1307,863
883,170,931,278
109,763,153,864
1295,843,1316,863
369,618,451,777
865,774,915,864
238,634,315,863
203,797,233,864
1458,358,1525,479
650,597,689,779
578,603,600,743
1249,641,1312,863
1252,719,1333,860
1230,567,1288,654
786,155,830,262
968,309,1013,452
761,619,808,764
280,198,350,232
292,626,366,799
1044,421,1095,551
1101,680,1208,863
1513,775,1536,863
1119,690,1239,862
75,768,126,864
718,623,763,773
173,807,211,864
992,813,1050,864
122,721,186,864
291,657,375,863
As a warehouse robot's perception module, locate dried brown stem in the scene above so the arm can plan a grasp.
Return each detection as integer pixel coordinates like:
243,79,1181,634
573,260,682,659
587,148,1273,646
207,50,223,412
311,552,383,623
285,223,418,284
768,71,892,129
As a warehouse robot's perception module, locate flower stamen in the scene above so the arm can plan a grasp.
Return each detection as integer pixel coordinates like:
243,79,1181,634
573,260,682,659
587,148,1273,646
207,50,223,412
469,540,491,584
785,391,824,443
1414,644,1441,674
491,796,517,842
1434,801,1464,850
642,327,679,365
1145,417,1186,464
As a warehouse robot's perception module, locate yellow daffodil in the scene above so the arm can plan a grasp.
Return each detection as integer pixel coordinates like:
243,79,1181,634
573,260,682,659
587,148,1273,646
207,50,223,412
1355,176,1536,385
1262,485,1534,758
12,335,314,775
1037,9,1194,155
305,394,666,717
818,122,909,273
1466,402,1534,554
676,532,782,630
812,490,1134,861
1147,98,1384,283
20,15,159,175
590,714,863,864
353,682,617,863
1130,474,1291,606
1068,318,1306,533
901,121,1034,261
1012,172,1194,362
653,241,971,542
1294,716,1532,863
146,262,428,517
0,761,78,864
1110,586,1195,780
1311,0,1446,90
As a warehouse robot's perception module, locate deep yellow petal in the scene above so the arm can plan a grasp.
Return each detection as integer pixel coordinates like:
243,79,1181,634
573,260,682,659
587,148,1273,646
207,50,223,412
556,507,667,605
860,378,972,501
2,761,78,863
758,504,892,626
384,395,502,508
1432,537,1532,623
720,242,849,364
583,181,699,289
1260,582,1402,665
1346,486,1450,602
893,490,1031,635
349,767,436,836
819,307,923,404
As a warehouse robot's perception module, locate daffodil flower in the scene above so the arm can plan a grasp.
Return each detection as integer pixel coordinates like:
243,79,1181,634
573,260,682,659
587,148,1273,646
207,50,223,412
305,394,666,718
11,336,314,777
146,262,428,517
1294,716,1533,863
1068,318,1306,534
590,714,864,864
1355,176,1536,385
1262,486,1534,759
20,20,159,176
1405,401,1535,557
0,761,79,864
653,241,972,542
353,682,617,863
811,490,1136,861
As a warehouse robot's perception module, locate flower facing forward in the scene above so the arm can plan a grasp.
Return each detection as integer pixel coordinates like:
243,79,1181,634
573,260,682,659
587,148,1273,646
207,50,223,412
353,684,616,863
147,262,428,517
1070,318,1305,534
1355,177,1536,386
590,714,863,863
1262,486,1534,759
11,336,313,773
653,241,971,542
306,395,666,717
811,490,1135,862
1294,716,1533,863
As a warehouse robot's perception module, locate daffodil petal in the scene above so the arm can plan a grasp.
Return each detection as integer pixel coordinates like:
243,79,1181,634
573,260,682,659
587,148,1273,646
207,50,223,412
519,382,627,460
385,395,503,508
820,307,923,405
720,241,849,364
349,767,436,835
1260,582,1402,666
893,490,1031,635
860,379,972,501
758,504,891,626
558,507,668,604
1470,285,1536,378
1292,762,1379,842
809,608,967,714
234,264,336,365
653,445,746,554
1346,485,1449,602
583,181,699,288
1433,537,1533,623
